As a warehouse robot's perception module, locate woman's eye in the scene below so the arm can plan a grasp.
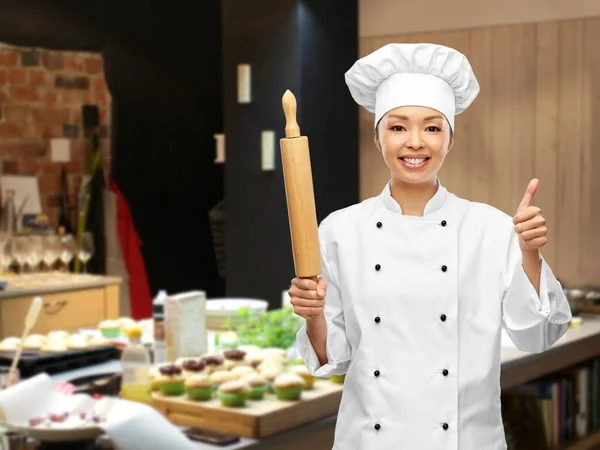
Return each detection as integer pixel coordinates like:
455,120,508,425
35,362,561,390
391,125,405,132
426,126,441,132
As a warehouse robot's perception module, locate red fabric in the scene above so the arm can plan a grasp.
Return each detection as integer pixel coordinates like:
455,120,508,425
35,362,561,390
110,178,153,319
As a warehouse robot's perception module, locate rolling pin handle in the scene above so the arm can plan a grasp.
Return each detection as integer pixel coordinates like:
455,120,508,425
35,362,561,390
282,90,301,138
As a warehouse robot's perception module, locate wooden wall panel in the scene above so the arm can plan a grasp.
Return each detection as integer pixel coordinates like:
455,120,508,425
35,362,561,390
358,17,600,287
556,20,584,285
534,22,560,274
581,18,600,283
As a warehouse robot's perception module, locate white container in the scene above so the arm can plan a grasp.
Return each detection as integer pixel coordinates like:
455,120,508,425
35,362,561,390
205,298,268,331
164,290,207,360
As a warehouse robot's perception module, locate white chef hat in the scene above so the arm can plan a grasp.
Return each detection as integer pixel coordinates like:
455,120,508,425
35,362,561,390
345,43,480,131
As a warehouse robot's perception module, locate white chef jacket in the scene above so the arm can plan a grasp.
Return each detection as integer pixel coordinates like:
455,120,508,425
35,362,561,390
296,180,572,450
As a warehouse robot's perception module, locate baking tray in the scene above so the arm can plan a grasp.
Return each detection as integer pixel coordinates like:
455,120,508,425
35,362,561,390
0,346,118,378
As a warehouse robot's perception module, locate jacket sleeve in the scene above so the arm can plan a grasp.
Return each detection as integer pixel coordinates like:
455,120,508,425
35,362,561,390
500,219,572,353
295,227,352,378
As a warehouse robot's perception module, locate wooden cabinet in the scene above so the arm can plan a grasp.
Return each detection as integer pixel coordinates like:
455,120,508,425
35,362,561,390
0,282,120,338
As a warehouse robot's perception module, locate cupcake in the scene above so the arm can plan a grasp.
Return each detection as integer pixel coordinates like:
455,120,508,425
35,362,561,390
273,373,305,400
259,365,283,392
156,364,185,395
329,374,346,384
245,352,265,368
23,335,46,351
261,347,287,361
117,317,136,335
222,349,251,368
217,380,251,407
209,370,237,389
288,365,315,390
185,374,214,401
149,367,161,391
230,366,255,379
88,336,111,347
98,320,121,338
181,358,207,377
67,334,89,350
47,330,69,340
237,345,262,355
201,353,225,373
257,359,285,375
240,373,268,400
0,337,20,352
41,340,68,353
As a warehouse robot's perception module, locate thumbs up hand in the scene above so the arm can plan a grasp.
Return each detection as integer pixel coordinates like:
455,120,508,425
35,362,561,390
513,178,547,253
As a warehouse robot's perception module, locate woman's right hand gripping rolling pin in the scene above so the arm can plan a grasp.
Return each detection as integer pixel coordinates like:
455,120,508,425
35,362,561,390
288,277,327,319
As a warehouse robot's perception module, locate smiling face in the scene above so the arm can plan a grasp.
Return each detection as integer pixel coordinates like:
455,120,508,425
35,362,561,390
374,106,454,186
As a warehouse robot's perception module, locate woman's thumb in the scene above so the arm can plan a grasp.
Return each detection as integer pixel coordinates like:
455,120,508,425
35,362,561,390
317,277,328,297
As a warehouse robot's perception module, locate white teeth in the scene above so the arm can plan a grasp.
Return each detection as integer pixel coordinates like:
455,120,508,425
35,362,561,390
402,158,426,165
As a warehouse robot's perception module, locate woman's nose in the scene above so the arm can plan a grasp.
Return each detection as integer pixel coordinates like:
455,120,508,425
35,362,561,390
406,131,424,149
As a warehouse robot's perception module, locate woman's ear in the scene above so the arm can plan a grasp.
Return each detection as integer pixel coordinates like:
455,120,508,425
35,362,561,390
373,133,382,153
447,135,454,154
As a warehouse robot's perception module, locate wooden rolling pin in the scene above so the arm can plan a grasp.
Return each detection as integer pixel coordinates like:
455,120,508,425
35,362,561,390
280,90,321,320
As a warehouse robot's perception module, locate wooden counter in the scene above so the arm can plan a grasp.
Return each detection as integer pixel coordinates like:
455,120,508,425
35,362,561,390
0,272,121,338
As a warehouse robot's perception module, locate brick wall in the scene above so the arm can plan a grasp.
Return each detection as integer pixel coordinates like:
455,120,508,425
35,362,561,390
0,43,111,227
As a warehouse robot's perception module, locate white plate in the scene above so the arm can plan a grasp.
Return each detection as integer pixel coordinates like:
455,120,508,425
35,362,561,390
7,424,104,442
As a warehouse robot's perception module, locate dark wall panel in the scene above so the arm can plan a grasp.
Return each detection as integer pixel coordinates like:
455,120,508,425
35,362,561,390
222,0,359,307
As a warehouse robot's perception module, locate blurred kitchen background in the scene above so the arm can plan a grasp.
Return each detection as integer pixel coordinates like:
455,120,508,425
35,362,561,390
0,1,598,311
0,1,598,449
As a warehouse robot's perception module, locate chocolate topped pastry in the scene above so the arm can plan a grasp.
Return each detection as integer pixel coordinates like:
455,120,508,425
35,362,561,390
159,363,182,376
182,359,206,372
202,354,224,366
223,349,246,361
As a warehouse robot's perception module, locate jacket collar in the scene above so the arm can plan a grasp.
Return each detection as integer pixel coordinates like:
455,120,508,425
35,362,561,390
380,178,448,216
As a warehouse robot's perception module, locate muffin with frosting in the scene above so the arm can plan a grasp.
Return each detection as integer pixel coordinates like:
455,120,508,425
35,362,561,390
259,365,284,392
117,317,136,335
23,335,46,351
261,347,287,361
98,320,121,338
273,373,305,401
288,364,315,389
88,336,111,347
201,353,225,373
67,334,89,350
156,364,185,395
257,359,285,376
0,337,20,352
222,349,251,368
185,374,214,401
47,330,69,341
181,358,207,377
237,345,262,355
217,380,251,407
209,370,237,389
245,352,265,368
230,366,255,379
240,373,268,400
41,340,68,353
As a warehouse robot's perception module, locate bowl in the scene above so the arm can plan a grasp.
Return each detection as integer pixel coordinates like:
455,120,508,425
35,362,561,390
206,298,268,331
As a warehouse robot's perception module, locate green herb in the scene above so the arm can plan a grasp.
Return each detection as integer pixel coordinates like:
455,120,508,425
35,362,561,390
223,306,303,350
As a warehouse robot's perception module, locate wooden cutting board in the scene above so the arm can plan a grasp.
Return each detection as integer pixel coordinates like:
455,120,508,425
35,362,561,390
152,379,343,438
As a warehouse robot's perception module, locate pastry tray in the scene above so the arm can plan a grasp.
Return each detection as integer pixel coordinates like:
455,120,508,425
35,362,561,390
0,346,118,378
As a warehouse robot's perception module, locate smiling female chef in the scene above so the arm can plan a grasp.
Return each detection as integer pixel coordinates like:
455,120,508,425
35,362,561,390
288,43,572,450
